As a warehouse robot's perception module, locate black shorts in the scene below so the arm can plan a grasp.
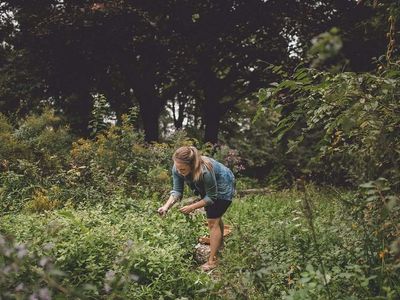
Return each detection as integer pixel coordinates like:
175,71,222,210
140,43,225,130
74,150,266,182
205,199,232,219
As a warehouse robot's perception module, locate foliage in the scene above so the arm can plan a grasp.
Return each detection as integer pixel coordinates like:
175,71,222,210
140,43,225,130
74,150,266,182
216,187,400,299
0,67,398,298
342,178,400,297
221,98,281,181
0,110,212,213
307,27,348,72
1,167,399,299
0,113,31,162
0,110,74,212
88,93,113,137
1,200,211,299
0,233,77,299
24,189,61,213
2,0,388,141
258,63,400,189
211,144,245,176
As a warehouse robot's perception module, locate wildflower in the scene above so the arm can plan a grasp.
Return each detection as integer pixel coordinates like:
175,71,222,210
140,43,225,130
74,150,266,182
378,249,388,260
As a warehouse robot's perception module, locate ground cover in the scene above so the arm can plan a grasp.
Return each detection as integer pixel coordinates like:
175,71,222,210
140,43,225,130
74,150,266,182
2,186,397,299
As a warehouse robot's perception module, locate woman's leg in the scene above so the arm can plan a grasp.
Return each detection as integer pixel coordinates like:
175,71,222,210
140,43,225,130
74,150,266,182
202,200,232,270
219,218,224,248
207,218,222,265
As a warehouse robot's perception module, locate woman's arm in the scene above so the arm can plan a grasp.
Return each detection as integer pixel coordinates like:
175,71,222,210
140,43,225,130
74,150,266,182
158,194,181,216
179,169,217,214
158,165,184,216
179,199,207,214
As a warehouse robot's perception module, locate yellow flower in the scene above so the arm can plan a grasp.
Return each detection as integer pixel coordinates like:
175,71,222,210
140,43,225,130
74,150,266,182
378,249,388,260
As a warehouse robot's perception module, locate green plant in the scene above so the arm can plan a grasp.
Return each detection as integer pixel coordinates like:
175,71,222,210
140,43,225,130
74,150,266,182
0,233,76,298
88,93,113,137
24,189,61,213
341,178,400,298
258,64,400,189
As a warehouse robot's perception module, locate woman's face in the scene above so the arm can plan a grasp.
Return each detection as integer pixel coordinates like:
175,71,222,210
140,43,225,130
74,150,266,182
174,160,191,177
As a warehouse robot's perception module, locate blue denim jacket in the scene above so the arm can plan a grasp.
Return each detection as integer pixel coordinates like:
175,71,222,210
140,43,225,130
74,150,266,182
170,157,235,206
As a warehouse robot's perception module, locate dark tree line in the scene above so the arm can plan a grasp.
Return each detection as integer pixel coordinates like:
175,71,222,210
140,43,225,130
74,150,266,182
0,0,390,142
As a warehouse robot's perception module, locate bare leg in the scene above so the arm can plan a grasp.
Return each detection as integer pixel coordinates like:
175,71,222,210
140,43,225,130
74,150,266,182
203,218,222,269
219,218,224,249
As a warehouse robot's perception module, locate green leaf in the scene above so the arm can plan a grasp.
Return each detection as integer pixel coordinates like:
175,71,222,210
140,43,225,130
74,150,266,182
359,182,374,188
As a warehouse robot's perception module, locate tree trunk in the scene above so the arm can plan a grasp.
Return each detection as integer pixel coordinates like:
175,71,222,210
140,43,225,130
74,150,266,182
116,50,163,142
203,100,221,144
197,56,224,144
173,99,186,129
202,78,223,144
62,91,92,137
127,67,165,142
136,93,161,142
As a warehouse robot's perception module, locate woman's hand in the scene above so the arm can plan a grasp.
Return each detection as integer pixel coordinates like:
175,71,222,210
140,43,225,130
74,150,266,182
157,205,169,216
179,205,194,215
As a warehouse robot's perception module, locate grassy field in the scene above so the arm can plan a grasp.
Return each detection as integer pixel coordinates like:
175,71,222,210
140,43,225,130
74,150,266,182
1,187,398,299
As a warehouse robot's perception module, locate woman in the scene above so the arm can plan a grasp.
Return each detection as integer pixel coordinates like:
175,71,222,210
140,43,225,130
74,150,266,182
158,146,235,271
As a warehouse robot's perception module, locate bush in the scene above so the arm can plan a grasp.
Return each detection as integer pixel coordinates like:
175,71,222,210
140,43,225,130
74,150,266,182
1,200,212,298
258,65,400,189
0,113,31,162
14,108,73,160
0,233,74,299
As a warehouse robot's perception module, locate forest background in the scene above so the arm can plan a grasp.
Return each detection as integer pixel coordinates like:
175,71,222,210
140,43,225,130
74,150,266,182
0,0,399,299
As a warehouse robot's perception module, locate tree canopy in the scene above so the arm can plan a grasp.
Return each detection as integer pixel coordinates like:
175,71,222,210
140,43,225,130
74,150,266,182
0,0,393,142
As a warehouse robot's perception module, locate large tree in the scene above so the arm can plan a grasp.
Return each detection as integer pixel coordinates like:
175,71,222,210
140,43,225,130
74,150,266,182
0,1,173,140
0,0,391,142
160,0,386,143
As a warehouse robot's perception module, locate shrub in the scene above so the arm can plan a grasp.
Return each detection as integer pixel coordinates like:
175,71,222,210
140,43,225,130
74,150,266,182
258,65,400,189
0,233,74,299
14,109,73,158
0,113,31,162
24,189,61,213
1,200,212,298
212,144,245,176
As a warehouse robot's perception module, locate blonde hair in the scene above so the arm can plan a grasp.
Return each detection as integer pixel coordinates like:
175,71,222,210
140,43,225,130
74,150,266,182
173,146,213,181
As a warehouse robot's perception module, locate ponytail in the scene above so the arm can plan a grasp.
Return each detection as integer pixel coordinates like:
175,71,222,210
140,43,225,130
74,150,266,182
173,146,212,181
